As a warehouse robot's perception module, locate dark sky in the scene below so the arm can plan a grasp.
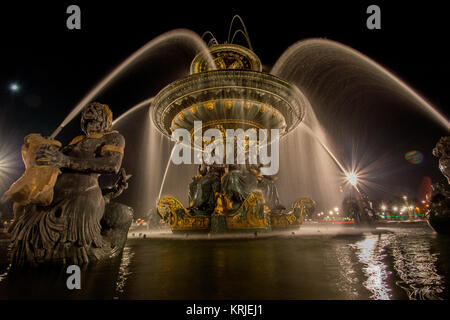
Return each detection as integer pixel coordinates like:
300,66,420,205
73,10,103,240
0,0,449,205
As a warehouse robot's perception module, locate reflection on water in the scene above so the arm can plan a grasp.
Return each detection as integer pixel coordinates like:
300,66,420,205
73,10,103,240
388,230,445,300
352,234,392,300
0,226,448,299
334,242,361,299
114,246,134,299
334,228,446,300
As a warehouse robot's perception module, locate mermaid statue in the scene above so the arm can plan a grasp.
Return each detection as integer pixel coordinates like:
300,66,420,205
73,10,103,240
3,102,133,266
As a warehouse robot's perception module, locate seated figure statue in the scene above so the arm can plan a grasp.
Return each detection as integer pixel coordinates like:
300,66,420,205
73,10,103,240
433,136,450,184
253,164,286,214
342,192,375,225
188,163,222,215
221,164,258,212
7,102,132,266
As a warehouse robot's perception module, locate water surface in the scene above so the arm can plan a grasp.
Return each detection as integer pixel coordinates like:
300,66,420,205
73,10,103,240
0,225,448,300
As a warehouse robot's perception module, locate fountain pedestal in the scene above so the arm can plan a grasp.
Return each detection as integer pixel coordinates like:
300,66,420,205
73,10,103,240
157,164,315,234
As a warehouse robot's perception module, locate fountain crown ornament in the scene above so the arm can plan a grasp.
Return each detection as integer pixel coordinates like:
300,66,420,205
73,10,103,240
151,40,308,142
190,43,262,74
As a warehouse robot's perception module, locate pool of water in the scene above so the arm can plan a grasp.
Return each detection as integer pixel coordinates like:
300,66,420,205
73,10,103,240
0,224,449,300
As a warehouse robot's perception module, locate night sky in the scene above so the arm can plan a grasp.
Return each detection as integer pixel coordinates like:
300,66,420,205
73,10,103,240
0,1,449,213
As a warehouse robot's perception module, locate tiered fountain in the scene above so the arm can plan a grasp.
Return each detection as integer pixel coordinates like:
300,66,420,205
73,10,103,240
153,42,315,233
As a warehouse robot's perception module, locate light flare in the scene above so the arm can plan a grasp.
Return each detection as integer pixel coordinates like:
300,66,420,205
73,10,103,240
346,172,358,186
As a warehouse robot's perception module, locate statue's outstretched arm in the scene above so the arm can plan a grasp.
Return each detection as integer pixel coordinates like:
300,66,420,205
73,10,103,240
65,151,124,174
36,133,125,174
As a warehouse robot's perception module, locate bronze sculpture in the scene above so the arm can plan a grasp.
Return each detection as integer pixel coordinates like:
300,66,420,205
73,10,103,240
155,43,315,233
427,136,450,234
432,136,450,184
4,102,133,266
188,163,222,215
342,192,376,226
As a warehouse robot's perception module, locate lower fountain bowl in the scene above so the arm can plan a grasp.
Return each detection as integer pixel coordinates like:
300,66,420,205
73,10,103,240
151,70,308,140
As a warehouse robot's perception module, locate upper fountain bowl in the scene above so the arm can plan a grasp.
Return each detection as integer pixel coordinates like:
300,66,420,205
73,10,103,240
152,43,308,140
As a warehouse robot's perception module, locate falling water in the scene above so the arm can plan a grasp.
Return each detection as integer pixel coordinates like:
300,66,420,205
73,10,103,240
227,15,253,50
158,145,177,201
278,118,345,211
156,149,198,207
271,38,450,131
298,122,362,196
115,100,173,216
50,29,216,139
113,98,195,216
109,35,450,217
272,38,450,200
299,123,347,175
112,98,155,216
63,28,217,217
112,98,154,127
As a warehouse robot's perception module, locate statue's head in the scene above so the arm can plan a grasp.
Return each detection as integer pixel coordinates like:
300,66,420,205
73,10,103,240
433,146,442,158
433,136,450,158
81,102,113,135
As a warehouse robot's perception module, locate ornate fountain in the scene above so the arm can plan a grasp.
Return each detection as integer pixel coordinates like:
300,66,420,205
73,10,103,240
153,43,315,233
